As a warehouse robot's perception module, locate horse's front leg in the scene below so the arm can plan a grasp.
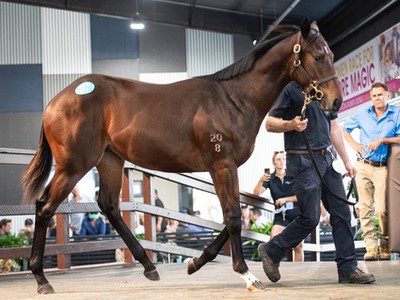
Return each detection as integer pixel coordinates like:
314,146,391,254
209,164,265,291
188,227,265,291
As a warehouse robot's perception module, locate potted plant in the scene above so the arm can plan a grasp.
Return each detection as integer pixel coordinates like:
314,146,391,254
242,221,273,261
0,234,29,272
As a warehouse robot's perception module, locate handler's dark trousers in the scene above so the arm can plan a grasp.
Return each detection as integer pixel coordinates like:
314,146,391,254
265,152,357,276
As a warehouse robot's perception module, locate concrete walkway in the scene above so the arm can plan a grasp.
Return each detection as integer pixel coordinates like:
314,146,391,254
0,260,398,299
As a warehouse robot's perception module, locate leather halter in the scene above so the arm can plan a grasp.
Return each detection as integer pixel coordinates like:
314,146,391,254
289,31,338,118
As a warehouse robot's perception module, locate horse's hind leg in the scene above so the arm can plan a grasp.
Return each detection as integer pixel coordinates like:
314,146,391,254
187,227,229,274
30,172,82,294
96,150,159,280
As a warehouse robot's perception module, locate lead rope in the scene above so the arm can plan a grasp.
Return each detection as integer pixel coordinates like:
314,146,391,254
300,104,358,206
293,29,356,205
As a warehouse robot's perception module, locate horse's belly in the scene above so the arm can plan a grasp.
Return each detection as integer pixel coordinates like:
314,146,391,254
111,140,207,173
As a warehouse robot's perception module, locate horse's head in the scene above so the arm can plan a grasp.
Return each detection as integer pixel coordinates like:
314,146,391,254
290,18,342,112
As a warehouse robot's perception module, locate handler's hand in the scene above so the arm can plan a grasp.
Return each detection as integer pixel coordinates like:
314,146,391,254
291,116,308,132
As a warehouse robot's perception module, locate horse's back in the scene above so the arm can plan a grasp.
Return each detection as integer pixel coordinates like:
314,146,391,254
42,74,212,171
42,73,257,173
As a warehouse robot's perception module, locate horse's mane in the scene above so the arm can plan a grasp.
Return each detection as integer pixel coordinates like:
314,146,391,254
201,24,299,81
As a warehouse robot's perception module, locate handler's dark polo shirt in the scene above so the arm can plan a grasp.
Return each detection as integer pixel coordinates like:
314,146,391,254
269,81,335,151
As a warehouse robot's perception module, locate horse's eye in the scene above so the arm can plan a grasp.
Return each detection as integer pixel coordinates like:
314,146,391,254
315,55,324,62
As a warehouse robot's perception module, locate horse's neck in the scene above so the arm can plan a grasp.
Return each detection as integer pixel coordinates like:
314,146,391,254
232,63,292,123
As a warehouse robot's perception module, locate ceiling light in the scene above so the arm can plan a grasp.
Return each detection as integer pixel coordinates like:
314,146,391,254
130,14,145,30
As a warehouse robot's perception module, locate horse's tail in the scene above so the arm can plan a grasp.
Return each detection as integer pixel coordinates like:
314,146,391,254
21,124,53,204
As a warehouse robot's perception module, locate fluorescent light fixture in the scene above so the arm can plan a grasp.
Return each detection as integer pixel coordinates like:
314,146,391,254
130,14,145,30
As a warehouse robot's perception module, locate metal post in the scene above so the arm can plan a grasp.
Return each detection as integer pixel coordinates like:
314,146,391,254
143,173,157,262
56,213,70,268
122,170,133,264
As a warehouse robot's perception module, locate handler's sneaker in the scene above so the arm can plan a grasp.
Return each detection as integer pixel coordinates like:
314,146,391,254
338,267,376,284
258,243,281,283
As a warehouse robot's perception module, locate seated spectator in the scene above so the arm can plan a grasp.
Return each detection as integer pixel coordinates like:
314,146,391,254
241,204,251,230
187,210,212,233
176,209,190,234
104,217,115,235
79,212,106,235
249,207,269,228
320,202,330,226
47,216,57,237
0,219,12,237
134,212,144,235
69,185,85,236
18,218,34,241
164,219,179,233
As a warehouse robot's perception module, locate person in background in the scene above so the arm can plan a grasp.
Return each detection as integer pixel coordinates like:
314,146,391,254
253,151,303,262
79,212,106,236
320,202,330,226
47,216,57,237
0,219,12,237
241,204,251,230
176,209,190,234
155,189,167,233
187,210,212,233
69,185,85,236
18,218,34,241
249,207,269,228
164,219,179,233
104,217,114,235
259,81,375,284
133,212,144,235
342,82,400,261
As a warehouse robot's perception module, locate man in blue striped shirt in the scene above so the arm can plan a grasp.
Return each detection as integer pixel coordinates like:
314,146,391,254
343,82,400,261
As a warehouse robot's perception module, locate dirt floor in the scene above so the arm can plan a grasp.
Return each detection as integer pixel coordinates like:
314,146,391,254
0,260,399,300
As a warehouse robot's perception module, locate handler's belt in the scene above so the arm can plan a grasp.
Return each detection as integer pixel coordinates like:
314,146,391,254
357,157,386,167
286,147,328,155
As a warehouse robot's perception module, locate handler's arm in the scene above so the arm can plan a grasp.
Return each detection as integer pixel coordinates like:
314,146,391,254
266,115,308,133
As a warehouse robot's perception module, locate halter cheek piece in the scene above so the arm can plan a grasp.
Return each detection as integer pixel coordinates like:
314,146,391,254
290,31,338,118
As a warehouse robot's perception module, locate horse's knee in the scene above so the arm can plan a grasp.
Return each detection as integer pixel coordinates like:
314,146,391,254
224,216,242,234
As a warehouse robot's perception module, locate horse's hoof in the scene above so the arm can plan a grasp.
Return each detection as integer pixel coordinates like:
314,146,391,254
187,257,198,275
37,283,55,294
144,269,160,281
247,280,266,292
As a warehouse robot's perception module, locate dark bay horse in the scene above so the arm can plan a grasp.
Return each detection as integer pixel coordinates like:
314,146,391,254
22,19,342,294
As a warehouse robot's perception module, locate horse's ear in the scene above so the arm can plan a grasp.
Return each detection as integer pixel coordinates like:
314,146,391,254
310,21,319,31
300,17,311,38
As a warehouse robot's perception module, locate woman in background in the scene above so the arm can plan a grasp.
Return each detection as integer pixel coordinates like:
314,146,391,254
253,151,303,261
